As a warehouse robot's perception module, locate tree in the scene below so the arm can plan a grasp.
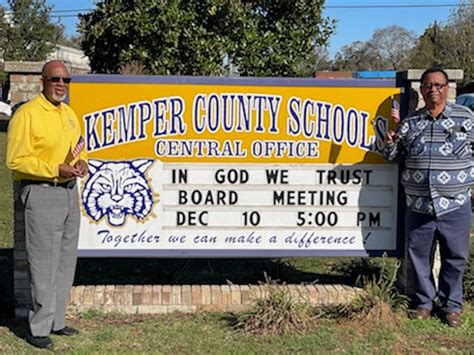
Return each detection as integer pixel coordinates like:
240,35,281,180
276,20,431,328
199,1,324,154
370,26,417,70
58,34,83,50
312,45,333,71
408,0,473,87
228,1,336,77
79,0,335,77
332,41,382,71
406,23,440,68
332,25,416,71
0,0,64,61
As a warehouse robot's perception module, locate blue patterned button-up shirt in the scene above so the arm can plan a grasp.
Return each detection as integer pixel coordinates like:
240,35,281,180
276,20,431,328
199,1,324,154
384,102,474,216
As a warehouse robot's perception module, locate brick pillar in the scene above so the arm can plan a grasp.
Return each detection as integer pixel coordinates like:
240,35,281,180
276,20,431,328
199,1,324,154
4,62,44,317
12,182,31,317
4,62,44,108
395,69,464,299
5,60,88,107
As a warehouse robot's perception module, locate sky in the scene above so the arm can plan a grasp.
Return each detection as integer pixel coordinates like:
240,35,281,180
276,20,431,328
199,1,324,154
0,0,462,58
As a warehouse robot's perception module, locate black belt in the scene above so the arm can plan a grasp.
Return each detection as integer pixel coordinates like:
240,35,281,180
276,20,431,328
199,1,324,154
20,179,77,189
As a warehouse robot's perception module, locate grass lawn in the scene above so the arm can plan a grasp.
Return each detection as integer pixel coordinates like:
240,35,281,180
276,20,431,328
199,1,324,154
0,305,473,354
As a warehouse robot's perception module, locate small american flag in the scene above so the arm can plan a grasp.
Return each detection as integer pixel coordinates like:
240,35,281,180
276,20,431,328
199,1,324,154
72,136,85,159
391,98,400,124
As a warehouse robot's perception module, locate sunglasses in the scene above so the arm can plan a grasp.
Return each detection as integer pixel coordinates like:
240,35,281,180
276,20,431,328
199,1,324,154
420,82,448,91
43,76,72,84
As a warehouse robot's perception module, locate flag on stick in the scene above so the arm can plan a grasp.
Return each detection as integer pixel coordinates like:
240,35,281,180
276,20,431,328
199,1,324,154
72,136,85,159
391,97,400,124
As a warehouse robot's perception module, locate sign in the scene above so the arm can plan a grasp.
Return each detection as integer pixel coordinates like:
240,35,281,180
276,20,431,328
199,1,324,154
69,76,401,257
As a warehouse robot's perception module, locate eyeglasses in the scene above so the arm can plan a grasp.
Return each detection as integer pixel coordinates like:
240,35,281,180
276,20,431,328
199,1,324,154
43,76,72,84
420,82,448,91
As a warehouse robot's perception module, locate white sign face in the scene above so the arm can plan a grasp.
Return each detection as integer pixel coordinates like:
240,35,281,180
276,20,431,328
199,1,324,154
78,162,398,256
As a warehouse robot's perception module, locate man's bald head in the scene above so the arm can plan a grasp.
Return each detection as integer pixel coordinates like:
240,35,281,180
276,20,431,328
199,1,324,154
42,60,68,77
41,60,70,105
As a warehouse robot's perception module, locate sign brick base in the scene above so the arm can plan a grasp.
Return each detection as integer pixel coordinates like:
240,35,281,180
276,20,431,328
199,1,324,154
66,284,363,315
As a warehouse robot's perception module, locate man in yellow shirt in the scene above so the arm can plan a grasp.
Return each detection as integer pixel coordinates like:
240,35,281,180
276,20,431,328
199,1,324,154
6,60,87,349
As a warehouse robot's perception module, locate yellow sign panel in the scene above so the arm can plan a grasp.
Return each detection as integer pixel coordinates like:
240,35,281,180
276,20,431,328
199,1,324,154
70,79,399,163
70,76,401,257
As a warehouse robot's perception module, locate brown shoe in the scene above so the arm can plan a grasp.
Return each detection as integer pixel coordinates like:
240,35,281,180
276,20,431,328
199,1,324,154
415,307,431,320
444,312,462,328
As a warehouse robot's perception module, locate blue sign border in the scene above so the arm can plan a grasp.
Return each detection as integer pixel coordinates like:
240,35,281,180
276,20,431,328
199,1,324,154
72,74,396,88
73,74,403,258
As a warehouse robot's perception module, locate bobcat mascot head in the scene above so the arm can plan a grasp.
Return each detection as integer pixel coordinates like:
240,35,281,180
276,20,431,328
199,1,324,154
82,159,155,226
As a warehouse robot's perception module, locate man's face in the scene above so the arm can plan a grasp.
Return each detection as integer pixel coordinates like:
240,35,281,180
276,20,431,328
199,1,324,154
42,63,70,105
420,72,449,108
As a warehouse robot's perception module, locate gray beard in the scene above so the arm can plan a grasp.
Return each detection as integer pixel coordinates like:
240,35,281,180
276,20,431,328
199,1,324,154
52,93,67,102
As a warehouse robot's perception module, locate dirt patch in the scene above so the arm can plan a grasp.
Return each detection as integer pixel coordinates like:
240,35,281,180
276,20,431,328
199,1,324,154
357,302,401,330
420,334,474,351
335,302,402,332
334,311,414,353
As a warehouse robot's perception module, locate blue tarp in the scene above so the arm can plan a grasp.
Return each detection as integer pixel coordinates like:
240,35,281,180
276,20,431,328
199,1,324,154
354,71,396,79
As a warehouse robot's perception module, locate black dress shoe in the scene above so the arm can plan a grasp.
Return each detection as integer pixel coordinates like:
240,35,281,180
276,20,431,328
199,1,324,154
26,333,54,349
52,326,79,336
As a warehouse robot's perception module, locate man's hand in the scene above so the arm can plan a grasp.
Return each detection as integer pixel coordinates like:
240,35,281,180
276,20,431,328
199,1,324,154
385,130,397,145
59,163,79,178
74,160,88,178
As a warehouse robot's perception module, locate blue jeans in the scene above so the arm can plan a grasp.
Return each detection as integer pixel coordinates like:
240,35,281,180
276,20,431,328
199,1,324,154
406,200,471,313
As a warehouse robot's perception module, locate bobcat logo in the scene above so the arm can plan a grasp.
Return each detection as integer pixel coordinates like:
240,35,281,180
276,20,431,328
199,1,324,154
82,159,156,227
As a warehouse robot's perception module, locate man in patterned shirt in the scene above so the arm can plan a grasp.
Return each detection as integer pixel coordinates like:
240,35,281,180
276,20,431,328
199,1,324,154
385,68,473,327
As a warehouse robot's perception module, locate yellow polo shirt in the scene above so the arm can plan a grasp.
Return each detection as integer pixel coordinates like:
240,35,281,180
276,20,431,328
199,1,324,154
6,93,87,182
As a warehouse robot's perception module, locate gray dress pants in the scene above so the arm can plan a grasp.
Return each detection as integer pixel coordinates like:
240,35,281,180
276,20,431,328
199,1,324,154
21,182,80,337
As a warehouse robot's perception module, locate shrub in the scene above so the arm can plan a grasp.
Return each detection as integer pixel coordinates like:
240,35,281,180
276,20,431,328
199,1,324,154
341,256,408,329
234,275,315,336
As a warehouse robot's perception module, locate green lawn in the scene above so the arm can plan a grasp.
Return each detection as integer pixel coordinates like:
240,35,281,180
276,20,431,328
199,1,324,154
0,306,473,354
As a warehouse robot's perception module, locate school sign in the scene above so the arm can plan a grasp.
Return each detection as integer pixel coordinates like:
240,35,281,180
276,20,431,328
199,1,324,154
69,76,401,257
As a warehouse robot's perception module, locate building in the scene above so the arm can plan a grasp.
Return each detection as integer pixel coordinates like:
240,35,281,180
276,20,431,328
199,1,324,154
47,45,90,74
